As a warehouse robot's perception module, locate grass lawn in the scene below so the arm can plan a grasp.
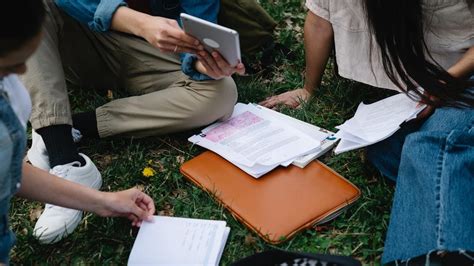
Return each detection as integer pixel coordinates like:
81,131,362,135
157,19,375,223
11,1,397,265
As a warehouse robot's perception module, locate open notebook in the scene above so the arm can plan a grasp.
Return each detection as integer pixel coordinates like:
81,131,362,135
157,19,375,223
128,216,230,266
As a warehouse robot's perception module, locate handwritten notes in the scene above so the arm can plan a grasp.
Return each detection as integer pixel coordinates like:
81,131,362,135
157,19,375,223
128,216,230,266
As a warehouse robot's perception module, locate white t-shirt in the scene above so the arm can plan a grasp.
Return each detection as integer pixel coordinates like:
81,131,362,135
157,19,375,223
0,74,31,128
306,0,474,91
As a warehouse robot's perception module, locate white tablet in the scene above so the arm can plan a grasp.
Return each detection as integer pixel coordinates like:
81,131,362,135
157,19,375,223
180,13,241,67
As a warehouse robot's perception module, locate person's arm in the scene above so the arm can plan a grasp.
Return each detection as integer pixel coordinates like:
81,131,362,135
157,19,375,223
56,0,126,32
415,46,474,120
260,11,334,109
111,6,202,54
17,163,155,226
447,46,474,78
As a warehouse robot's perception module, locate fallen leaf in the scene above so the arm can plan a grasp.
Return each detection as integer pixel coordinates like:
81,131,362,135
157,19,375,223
244,234,257,246
29,206,43,222
107,89,114,100
158,202,174,217
171,189,187,199
176,156,185,165
315,225,331,232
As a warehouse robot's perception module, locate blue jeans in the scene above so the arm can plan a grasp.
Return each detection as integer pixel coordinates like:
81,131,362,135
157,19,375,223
367,105,474,264
0,200,16,265
0,81,27,264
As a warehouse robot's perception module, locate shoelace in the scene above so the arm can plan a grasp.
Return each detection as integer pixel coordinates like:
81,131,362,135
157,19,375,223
50,163,79,177
46,162,82,210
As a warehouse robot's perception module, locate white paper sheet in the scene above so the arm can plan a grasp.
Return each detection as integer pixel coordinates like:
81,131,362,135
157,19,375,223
189,103,321,167
251,104,337,167
334,93,426,154
128,216,229,266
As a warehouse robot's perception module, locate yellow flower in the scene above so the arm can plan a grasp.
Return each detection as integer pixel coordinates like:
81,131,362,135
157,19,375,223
142,167,156,177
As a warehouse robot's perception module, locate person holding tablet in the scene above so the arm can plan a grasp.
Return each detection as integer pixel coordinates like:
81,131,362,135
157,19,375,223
261,0,473,265
22,0,244,245
0,2,155,263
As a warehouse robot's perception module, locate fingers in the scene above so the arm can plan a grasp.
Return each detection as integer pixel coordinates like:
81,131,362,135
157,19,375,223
137,192,155,220
236,63,246,76
124,188,155,227
164,21,199,45
259,96,279,108
212,52,232,76
155,42,199,54
415,105,435,120
198,51,220,73
130,203,149,223
196,51,246,79
150,19,203,54
128,213,139,227
166,24,200,46
211,52,246,76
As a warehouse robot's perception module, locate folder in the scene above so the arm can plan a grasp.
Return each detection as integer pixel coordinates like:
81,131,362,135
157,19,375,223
180,151,361,244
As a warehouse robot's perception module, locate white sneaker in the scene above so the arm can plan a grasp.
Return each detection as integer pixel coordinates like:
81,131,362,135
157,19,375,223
33,153,102,244
26,128,83,171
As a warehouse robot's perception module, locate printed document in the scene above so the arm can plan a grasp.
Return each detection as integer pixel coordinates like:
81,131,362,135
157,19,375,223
189,103,321,168
252,104,339,168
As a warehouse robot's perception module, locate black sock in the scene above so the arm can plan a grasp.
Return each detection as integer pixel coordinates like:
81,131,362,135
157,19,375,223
36,124,86,167
72,111,99,139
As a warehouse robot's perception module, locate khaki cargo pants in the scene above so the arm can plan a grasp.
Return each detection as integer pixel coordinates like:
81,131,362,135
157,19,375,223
22,1,237,138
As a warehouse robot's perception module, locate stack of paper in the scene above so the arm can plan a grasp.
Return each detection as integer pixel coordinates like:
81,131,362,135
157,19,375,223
189,103,337,177
334,93,425,154
252,104,339,168
128,216,230,266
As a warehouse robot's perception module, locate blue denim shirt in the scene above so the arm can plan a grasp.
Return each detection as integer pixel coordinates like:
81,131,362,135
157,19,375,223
55,0,218,81
0,80,27,264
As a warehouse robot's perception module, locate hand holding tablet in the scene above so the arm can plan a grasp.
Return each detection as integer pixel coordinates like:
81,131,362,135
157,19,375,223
181,13,245,79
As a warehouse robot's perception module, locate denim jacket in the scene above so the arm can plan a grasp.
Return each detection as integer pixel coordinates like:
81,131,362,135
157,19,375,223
0,80,26,264
55,0,220,81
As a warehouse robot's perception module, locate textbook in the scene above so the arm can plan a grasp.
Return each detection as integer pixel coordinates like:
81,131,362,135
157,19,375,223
189,103,339,177
128,216,230,266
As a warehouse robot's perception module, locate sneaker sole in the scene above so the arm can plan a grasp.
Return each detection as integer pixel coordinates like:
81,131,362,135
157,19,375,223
35,210,83,244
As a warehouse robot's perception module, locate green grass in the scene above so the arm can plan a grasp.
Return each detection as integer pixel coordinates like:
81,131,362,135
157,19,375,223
11,1,396,265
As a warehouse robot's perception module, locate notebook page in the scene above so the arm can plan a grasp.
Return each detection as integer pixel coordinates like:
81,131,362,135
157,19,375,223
214,227,230,266
128,216,227,266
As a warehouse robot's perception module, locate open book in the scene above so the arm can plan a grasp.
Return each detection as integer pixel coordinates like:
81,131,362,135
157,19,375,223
128,216,230,266
189,103,339,177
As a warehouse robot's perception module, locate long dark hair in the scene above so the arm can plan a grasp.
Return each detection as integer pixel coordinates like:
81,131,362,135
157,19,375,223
0,0,46,57
364,0,474,107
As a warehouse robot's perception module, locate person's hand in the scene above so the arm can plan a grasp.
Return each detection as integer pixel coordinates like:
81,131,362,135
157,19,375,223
96,188,155,227
414,91,438,121
195,50,245,80
140,16,203,54
259,88,312,109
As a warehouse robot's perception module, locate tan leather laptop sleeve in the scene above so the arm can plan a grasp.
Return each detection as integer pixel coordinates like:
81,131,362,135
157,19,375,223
180,151,361,244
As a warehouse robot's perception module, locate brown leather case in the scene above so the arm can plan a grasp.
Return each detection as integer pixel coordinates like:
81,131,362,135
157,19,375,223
180,151,361,244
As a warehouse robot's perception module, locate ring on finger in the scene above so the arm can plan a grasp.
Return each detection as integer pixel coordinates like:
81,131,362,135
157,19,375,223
173,45,179,53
